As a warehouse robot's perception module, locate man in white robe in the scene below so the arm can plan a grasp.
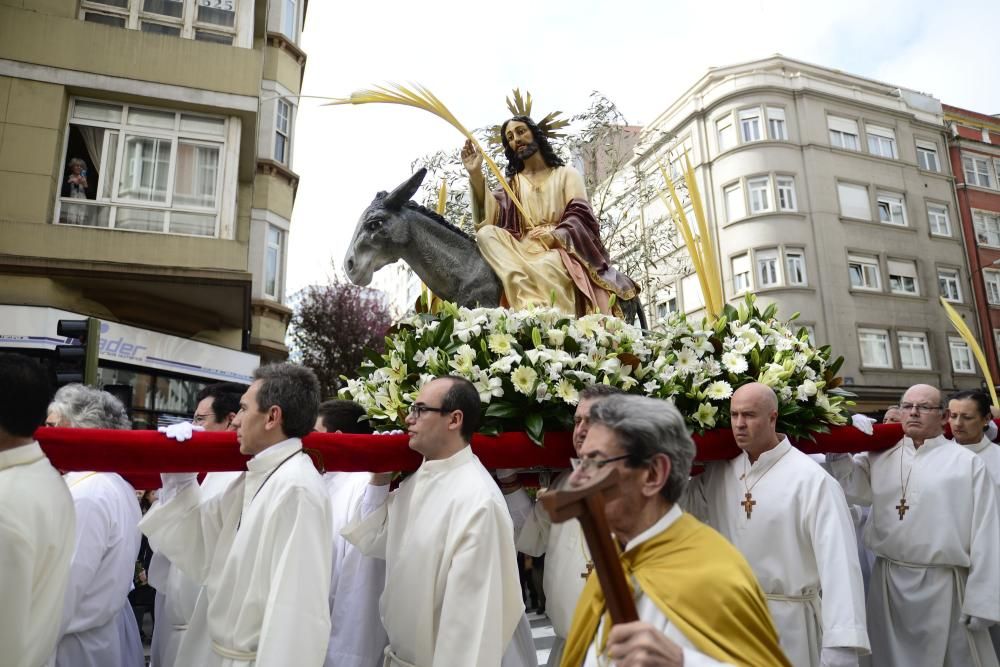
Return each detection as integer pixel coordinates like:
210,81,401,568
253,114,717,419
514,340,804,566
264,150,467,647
499,385,623,666
828,383,1000,667
140,363,333,667
46,384,144,667
0,354,75,667
949,389,1000,660
149,382,245,667
682,382,869,667
343,376,524,667
315,399,389,667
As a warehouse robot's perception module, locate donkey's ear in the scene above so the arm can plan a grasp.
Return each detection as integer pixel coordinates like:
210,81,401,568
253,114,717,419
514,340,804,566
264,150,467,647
383,168,428,210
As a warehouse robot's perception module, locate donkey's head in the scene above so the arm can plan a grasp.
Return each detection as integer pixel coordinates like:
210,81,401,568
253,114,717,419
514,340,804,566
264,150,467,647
344,168,427,286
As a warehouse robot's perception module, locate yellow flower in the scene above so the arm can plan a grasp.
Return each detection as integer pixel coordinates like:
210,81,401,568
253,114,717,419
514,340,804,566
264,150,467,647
512,366,538,396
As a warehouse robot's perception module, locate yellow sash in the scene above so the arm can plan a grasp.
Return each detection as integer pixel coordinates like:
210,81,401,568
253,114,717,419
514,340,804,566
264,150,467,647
561,513,790,667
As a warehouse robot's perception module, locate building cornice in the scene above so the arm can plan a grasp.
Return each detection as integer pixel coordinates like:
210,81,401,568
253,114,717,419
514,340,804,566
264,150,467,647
256,158,300,190
265,31,307,66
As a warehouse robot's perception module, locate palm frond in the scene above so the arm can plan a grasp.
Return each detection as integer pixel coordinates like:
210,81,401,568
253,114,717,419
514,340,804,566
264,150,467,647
327,83,532,225
940,297,998,406
437,178,447,216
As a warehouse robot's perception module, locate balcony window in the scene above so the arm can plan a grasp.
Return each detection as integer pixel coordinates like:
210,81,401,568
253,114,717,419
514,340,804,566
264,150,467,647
80,0,239,45
898,332,931,370
866,124,897,159
766,107,787,141
56,99,232,237
828,115,860,151
785,249,807,286
739,108,762,143
859,328,892,368
747,177,771,214
264,225,285,300
776,176,797,211
756,248,780,287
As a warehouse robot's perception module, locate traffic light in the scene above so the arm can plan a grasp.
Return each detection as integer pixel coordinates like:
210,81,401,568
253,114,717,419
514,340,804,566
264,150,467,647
55,318,100,387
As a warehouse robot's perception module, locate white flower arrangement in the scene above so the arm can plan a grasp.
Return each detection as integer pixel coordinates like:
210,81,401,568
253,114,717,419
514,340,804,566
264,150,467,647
340,295,852,444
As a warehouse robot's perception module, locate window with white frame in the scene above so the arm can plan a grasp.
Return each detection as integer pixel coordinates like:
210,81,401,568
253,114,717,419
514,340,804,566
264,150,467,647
56,99,232,237
717,116,735,152
776,176,797,211
756,248,780,287
927,203,951,237
80,0,239,45
724,183,745,222
766,107,787,141
747,177,771,214
785,249,807,285
681,274,704,312
985,269,1000,305
838,182,870,220
888,259,919,295
859,328,892,368
848,254,881,291
975,211,1000,247
739,108,762,143
949,337,975,373
877,192,907,226
732,254,751,294
898,332,931,370
828,115,860,151
275,100,290,165
655,290,677,321
866,124,897,159
280,0,297,39
264,224,284,299
916,141,940,172
963,155,994,188
938,268,962,302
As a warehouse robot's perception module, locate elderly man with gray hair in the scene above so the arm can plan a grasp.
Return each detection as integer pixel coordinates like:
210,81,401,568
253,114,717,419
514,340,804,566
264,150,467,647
561,394,789,667
46,384,145,667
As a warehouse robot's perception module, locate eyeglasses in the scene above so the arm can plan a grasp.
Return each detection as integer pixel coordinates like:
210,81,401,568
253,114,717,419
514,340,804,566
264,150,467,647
569,454,632,472
407,404,452,419
898,402,943,414
193,413,213,425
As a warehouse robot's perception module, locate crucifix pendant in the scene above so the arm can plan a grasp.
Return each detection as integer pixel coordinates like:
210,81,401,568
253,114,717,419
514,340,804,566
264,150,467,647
580,561,594,579
896,497,910,520
741,492,756,519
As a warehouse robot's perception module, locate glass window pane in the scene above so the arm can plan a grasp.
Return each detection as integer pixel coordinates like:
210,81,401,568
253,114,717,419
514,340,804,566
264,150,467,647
59,201,111,227
174,142,219,208
73,100,123,124
119,135,171,202
155,376,208,414
169,211,216,236
116,207,166,232
194,30,233,44
143,0,183,17
84,12,127,27
101,132,119,200
128,108,176,130
87,0,128,7
281,0,296,36
180,114,226,136
141,21,182,35
197,0,236,27
96,367,155,410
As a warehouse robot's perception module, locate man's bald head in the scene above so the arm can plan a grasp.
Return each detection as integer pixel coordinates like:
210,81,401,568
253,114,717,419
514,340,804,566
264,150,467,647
730,382,781,459
899,383,947,444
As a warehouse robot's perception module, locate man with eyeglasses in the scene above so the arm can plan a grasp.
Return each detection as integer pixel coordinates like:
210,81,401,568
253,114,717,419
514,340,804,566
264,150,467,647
149,381,246,667
499,384,622,666
342,376,524,667
680,382,868,667
561,393,790,667
828,383,1000,667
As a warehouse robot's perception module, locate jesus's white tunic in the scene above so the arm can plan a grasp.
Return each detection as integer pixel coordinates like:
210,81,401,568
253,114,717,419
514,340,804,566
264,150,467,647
140,438,334,667
148,471,242,667
682,438,869,667
343,446,524,667
0,442,75,667
324,470,389,667
56,471,143,667
829,435,1000,667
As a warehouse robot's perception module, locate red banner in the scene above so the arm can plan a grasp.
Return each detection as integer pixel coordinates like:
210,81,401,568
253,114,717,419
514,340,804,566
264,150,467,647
36,422,910,489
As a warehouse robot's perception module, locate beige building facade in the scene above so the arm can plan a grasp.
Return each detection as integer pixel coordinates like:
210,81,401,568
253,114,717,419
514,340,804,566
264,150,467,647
631,56,981,408
0,0,305,423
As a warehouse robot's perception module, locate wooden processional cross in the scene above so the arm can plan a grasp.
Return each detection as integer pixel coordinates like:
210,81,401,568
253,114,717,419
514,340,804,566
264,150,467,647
538,468,639,625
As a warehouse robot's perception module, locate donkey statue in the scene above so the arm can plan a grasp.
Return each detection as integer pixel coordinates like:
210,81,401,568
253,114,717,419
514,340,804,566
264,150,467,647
344,168,646,327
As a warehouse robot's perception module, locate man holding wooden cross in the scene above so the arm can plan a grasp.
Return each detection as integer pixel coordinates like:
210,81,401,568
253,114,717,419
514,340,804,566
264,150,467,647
555,394,789,666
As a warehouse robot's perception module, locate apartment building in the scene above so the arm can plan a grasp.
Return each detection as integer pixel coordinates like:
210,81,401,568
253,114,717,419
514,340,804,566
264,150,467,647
0,0,305,425
943,105,1000,384
629,56,981,408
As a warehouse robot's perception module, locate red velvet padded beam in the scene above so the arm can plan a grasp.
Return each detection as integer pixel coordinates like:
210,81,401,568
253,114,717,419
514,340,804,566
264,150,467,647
37,421,910,491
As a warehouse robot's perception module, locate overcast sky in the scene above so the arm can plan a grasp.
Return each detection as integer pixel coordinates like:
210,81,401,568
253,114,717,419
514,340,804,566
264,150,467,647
286,0,1000,295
